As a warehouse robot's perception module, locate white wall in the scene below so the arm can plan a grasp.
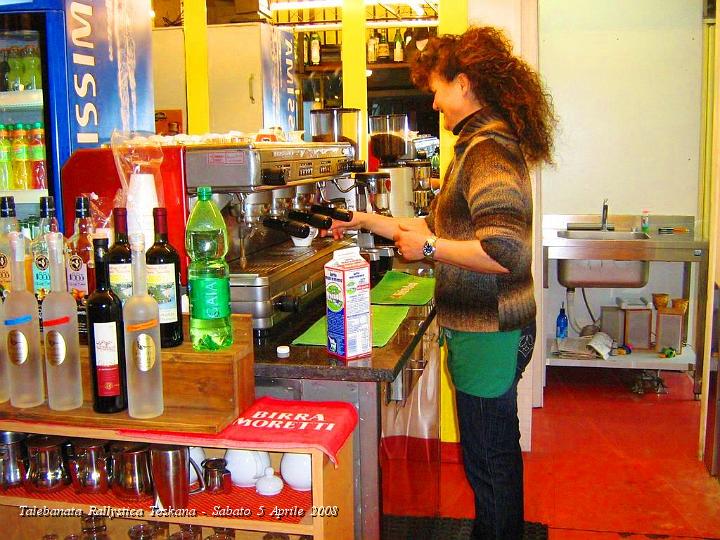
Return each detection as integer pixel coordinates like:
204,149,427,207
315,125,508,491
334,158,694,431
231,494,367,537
539,0,703,215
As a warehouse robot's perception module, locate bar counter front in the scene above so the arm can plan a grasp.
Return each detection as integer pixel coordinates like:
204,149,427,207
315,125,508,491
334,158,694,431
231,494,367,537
251,282,438,540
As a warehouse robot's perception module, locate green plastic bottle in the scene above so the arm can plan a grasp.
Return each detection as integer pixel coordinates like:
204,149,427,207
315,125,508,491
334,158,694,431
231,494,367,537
185,186,233,351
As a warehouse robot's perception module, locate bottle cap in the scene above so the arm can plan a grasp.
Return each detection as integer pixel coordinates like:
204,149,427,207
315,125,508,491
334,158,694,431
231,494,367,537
277,345,290,358
40,196,55,218
197,186,213,201
92,237,109,249
75,196,90,218
0,196,15,218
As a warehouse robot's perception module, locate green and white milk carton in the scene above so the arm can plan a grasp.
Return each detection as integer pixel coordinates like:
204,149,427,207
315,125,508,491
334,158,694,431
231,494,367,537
324,246,372,359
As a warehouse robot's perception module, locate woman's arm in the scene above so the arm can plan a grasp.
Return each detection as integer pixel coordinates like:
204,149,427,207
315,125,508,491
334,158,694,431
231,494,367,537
328,211,431,241
393,225,508,274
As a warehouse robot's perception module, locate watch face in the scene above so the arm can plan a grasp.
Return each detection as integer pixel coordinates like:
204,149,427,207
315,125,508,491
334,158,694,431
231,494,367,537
423,242,433,257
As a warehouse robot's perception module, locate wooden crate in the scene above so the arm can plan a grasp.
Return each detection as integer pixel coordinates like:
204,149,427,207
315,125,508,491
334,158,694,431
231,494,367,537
0,314,255,434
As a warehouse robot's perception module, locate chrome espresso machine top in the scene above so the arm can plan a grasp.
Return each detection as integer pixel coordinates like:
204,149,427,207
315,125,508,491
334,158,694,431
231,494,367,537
183,141,358,334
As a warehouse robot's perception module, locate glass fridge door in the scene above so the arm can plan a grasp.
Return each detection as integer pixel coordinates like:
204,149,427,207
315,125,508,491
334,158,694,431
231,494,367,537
0,12,50,219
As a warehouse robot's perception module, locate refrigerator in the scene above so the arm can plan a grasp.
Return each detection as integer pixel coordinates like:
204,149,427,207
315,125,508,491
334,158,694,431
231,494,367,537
153,22,297,134
0,0,155,228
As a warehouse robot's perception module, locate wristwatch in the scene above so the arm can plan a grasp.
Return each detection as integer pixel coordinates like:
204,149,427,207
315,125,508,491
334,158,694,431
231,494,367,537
422,235,438,260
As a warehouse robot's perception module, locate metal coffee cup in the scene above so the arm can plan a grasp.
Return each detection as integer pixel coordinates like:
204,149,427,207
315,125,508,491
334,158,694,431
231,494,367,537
202,457,232,495
0,431,27,489
110,442,153,500
150,445,205,509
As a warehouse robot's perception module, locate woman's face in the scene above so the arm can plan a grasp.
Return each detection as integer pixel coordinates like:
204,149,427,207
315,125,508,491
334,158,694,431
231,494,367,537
429,71,480,132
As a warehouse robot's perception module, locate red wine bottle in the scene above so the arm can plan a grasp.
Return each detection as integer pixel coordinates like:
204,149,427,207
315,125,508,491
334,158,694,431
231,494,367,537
146,207,183,347
108,207,132,305
87,237,127,413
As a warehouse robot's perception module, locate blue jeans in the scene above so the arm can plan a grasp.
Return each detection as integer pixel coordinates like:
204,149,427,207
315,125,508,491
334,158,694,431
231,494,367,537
454,322,536,540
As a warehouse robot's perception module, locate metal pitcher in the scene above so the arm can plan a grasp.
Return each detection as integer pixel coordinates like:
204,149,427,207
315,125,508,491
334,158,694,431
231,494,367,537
150,444,205,509
68,438,110,494
0,431,27,489
22,435,68,493
202,457,232,495
110,442,153,500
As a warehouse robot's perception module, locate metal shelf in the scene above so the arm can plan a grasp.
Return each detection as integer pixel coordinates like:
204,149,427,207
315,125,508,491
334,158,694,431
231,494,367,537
0,89,43,111
545,337,695,371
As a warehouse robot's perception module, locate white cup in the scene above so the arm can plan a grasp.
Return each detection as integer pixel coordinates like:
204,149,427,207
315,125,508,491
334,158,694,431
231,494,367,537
291,226,318,247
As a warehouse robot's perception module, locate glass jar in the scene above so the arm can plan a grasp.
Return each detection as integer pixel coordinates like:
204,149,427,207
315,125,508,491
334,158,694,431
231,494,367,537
127,524,157,540
80,514,110,540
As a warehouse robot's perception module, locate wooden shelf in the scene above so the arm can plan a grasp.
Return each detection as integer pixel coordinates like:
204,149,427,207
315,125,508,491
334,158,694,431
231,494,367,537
545,337,695,371
302,61,409,73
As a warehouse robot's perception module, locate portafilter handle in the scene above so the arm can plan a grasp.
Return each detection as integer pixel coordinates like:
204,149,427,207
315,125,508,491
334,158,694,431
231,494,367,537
262,217,310,238
287,210,332,229
310,204,353,222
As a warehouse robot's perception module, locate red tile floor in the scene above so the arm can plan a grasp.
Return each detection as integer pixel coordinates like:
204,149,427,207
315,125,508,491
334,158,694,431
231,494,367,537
381,366,720,539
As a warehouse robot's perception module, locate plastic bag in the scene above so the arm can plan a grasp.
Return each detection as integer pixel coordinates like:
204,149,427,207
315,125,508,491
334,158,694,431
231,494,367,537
110,130,165,208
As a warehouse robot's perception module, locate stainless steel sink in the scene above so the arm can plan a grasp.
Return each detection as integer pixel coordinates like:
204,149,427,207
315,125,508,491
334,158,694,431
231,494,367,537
557,230,650,240
556,229,650,288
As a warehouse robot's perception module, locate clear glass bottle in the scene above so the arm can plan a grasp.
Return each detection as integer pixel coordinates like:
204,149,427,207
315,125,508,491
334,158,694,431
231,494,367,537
123,233,163,419
0,294,7,403
5,231,44,408
42,232,82,411
80,514,111,540
127,523,156,540
86,237,127,414
108,207,132,306
185,186,233,351
31,196,59,311
146,207,183,347
0,195,18,299
66,196,96,342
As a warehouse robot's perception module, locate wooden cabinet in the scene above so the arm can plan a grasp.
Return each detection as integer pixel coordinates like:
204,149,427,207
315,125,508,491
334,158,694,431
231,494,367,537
0,419,353,539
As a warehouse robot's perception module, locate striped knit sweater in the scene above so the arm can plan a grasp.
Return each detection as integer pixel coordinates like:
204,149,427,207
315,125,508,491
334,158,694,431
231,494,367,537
426,107,536,332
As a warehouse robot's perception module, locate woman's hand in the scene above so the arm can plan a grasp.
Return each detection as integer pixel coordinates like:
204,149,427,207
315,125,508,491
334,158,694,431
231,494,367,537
321,212,367,240
393,224,427,261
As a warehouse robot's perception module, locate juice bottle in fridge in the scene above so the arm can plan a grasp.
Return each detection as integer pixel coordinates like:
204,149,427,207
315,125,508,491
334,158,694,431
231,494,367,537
0,124,13,190
6,47,23,91
29,122,46,189
21,46,41,90
11,123,31,190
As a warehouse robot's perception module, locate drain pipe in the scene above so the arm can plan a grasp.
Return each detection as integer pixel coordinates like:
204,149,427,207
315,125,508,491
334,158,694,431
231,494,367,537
565,288,585,335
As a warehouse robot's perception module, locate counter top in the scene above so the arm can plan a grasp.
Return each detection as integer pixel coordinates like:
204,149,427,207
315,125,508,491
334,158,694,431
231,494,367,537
252,299,435,383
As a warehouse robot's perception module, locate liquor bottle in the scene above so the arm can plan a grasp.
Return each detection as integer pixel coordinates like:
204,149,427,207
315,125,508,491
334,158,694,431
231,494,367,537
5,232,44,408
393,29,405,62
28,121,46,190
0,195,18,299
87,237,127,413
367,31,378,63
556,302,568,340
377,30,390,62
310,31,321,66
108,207,132,306
31,196,59,311
0,296,7,403
302,32,310,66
0,124,12,190
124,233,163,419
185,186,233,351
42,232,83,411
66,196,96,342
11,123,30,190
146,207,183,347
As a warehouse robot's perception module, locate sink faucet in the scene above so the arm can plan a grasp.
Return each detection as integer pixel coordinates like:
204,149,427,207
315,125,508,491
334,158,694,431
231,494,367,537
600,199,609,230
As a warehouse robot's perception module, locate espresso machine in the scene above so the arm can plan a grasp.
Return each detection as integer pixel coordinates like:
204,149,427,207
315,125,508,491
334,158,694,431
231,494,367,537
369,114,415,218
183,141,356,334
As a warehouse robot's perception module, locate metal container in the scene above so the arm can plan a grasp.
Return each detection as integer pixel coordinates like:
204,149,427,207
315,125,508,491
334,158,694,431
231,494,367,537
0,431,27,488
68,438,110,494
110,442,153,501
24,435,68,493
150,444,205,509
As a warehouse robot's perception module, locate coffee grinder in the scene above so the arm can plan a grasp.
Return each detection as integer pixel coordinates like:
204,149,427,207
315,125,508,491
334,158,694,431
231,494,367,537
369,114,415,218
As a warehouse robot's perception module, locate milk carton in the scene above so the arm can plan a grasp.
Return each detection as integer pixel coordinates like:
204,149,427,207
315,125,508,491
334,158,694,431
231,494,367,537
324,247,372,359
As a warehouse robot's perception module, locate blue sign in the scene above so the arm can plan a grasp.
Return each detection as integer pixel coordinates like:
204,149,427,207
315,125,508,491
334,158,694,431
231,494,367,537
65,0,154,149
260,24,297,133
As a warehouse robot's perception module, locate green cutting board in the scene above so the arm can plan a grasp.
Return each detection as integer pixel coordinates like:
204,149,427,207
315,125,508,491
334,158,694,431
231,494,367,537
292,305,410,348
370,270,435,306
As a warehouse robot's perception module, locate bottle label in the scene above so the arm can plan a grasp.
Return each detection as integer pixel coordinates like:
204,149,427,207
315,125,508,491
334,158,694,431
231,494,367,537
12,144,27,161
311,40,321,64
92,321,121,397
109,263,133,305
394,44,404,62
45,330,66,366
32,253,51,299
188,276,231,320
66,255,89,295
7,329,28,365
29,144,45,160
133,333,157,372
0,147,9,162
147,263,178,323
0,250,10,298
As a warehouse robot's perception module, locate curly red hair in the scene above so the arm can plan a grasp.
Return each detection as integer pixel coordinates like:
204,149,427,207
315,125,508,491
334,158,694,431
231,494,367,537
411,26,556,166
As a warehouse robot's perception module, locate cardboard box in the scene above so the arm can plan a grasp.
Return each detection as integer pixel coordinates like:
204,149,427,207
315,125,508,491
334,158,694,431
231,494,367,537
325,247,372,359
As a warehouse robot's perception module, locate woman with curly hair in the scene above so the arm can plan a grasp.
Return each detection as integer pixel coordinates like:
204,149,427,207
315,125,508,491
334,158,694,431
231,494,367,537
326,26,555,539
